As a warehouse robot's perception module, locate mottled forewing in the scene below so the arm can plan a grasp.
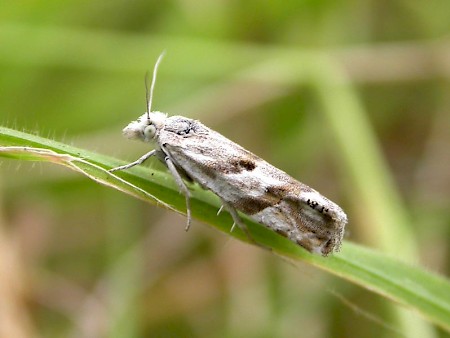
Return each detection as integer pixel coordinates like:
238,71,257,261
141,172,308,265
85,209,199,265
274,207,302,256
158,119,296,208
158,117,345,255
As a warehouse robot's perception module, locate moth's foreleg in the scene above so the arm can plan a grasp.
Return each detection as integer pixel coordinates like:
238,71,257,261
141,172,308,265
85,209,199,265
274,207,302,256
165,156,192,231
109,150,157,172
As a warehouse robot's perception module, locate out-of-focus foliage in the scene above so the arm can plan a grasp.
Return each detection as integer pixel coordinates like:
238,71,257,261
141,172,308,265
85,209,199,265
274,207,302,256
0,1,449,337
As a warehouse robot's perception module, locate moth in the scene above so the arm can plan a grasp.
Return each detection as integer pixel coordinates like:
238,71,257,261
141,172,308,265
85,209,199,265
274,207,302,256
110,53,347,256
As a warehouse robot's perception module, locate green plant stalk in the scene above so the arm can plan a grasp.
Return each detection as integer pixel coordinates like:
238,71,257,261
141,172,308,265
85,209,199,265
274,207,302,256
309,55,431,338
231,54,434,337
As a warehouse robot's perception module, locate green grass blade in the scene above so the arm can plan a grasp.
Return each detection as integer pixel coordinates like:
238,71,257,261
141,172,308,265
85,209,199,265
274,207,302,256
1,126,449,332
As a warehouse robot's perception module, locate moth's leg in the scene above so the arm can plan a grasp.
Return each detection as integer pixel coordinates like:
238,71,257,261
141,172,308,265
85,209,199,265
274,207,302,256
219,198,252,239
219,199,272,251
164,156,192,231
109,150,157,172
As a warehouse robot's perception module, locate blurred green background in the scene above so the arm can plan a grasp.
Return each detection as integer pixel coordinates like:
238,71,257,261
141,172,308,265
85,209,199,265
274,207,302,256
0,1,449,337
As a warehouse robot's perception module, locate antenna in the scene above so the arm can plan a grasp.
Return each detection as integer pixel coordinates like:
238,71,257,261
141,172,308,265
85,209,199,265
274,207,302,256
146,51,165,120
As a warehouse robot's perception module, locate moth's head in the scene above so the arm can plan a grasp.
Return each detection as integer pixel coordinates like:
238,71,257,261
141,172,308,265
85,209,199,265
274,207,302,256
122,111,167,143
122,53,167,143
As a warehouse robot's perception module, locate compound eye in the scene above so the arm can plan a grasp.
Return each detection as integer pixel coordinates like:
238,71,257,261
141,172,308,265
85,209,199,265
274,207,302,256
143,124,157,139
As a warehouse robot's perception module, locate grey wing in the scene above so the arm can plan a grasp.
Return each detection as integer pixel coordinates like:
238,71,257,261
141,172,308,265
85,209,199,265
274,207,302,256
159,126,300,215
158,120,347,255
